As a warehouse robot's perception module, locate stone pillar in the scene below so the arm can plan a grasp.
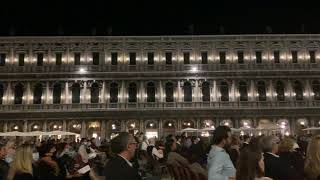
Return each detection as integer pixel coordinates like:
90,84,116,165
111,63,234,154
305,80,312,101
101,120,106,140
101,81,106,103
120,81,126,103
139,81,145,103
231,80,236,101
63,119,67,131
177,118,182,131
43,120,47,132
45,82,51,104
194,80,200,102
196,118,201,129
290,117,296,135
4,122,8,132
81,81,87,103
268,80,274,101
287,80,294,101
140,119,144,133
177,81,182,102
81,120,86,138
4,82,13,104
25,82,32,104
23,120,28,132
159,118,163,138
159,81,164,102
64,82,70,104
121,120,126,132
235,118,239,129
250,80,256,101
212,80,217,101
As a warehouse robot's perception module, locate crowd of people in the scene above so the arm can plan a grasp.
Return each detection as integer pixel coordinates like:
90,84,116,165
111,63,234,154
0,127,319,180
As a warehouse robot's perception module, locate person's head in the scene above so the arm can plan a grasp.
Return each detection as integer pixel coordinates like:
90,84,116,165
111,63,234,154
278,138,295,153
261,136,279,154
38,143,56,158
7,144,33,180
236,147,264,180
110,132,137,160
165,137,176,153
243,135,250,143
305,135,320,180
212,126,232,147
80,138,87,145
149,138,156,145
231,135,240,146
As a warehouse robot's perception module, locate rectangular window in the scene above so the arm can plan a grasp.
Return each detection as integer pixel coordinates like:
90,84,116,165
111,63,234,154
18,53,25,66
292,51,298,63
0,53,5,66
274,51,280,63
237,51,244,64
219,51,226,64
74,52,81,65
92,52,99,65
201,51,208,64
165,52,172,64
183,52,190,64
129,52,136,65
111,52,118,65
37,53,43,66
255,51,262,64
309,50,316,63
147,52,154,65
56,53,62,65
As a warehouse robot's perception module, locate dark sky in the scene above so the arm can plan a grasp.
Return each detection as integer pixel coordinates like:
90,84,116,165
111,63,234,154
0,1,318,36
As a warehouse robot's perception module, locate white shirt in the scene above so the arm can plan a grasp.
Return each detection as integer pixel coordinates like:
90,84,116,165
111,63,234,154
118,154,133,167
141,141,149,151
266,152,279,158
149,145,163,159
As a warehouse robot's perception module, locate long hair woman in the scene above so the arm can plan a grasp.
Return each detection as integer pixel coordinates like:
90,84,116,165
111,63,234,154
304,135,320,180
7,144,34,180
236,147,272,180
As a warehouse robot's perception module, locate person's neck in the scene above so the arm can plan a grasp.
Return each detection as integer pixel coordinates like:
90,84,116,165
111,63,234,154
118,152,131,161
215,143,225,149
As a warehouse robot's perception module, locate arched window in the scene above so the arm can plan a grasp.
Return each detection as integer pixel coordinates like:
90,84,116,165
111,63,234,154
312,80,320,100
220,81,229,101
72,83,80,104
239,81,248,101
33,83,43,104
293,81,304,101
147,82,155,102
128,82,137,103
0,84,3,105
91,83,99,103
110,83,118,103
184,82,192,102
257,81,266,101
202,81,210,102
53,83,62,104
165,82,174,102
14,83,24,104
276,81,285,101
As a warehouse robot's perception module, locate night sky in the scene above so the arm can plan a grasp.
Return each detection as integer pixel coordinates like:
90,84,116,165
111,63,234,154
0,1,318,36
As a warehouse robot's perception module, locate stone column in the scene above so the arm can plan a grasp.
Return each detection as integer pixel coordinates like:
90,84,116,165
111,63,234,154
120,81,126,103
177,81,182,102
43,120,47,132
4,122,8,132
212,80,217,101
140,119,144,133
81,120,87,138
4,82,13,104
290,117,296,135
287,80,294,101
121,120,126,132
101,81,106,103
305,80,312,101
159,118,163,138
250,80,256,101
63,119,67,131
23,120,28,132
159,81,164,102
101,120,106,140
139,81,145,103
24,82,32,104
194,80,200,102
177,118,182,131
268,80,274,101
45,82,51,104
81,81,87,103
231,80,236,101
64,82,70,104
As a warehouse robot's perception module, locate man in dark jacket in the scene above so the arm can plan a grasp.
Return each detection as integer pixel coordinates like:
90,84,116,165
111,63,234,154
261,136,294,180
0,143,9,180
104,132,142,180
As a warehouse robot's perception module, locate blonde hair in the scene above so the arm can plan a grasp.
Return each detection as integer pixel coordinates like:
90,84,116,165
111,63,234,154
278,138,294,153
7,144,33,180
305,135,320,180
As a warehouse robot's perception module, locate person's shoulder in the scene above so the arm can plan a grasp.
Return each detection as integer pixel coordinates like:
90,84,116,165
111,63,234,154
255,177,273,180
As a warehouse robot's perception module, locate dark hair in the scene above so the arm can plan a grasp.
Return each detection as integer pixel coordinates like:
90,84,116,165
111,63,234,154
38,142,56,158
110,132,130,154
243,135,250,141
236,147,264,180
212,126,231,145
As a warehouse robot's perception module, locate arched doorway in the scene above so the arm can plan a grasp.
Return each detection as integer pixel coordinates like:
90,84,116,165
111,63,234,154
109,120,121,139
87,121,101,138
145,120,158,139
163,120,176,137
126,120,139,135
